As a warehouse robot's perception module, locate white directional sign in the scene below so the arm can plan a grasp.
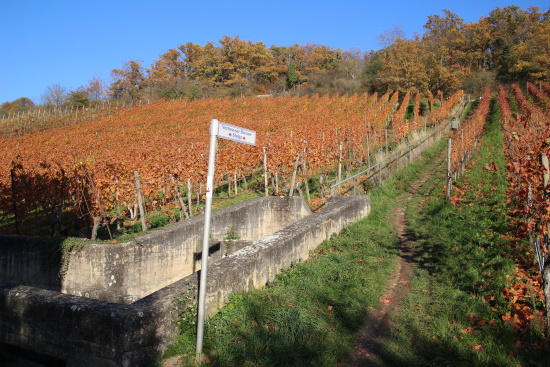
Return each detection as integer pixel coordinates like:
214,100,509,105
196,119,257,359
217,122,257,146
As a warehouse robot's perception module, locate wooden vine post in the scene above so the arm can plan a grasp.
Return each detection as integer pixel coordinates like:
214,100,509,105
541,153,550,326
366,133,371,164
170,174,188,220
115,180,122,231
187,179,193,217
301,154,311,203
226,172,232,197
52,167,66,236
461,129,465,175
85,168,112,240
134,171,148,232
263,147,269,196
289,153,301,197
10,168,20,235
338,143,343,183
445,138,452,200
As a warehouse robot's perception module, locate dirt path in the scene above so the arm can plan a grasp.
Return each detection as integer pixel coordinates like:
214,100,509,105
339,154,446,367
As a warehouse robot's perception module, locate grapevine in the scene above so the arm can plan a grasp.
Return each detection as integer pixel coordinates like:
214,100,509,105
449,87,491,178
502,84,550,253
0,92,463,237
500,82,550,331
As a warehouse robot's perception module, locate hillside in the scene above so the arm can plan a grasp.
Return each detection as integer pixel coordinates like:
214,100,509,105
0,91,463,238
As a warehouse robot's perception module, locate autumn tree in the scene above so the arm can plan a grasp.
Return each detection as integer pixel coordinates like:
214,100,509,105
148,48,187,98
65,88,90,108
218,35,277,95
462,19,493,72
340,47,365,80
0,97,35,116
270,45,305,91
110,60,148,101
525,14,550,81
292,43,342,79
178,36,279,96
377,38,428,93
86,76,108,101
40,84,67,107
179,41,223,87
421,9,467,94
362,50,384,92
505,8,550,82
378,26,407,48
487,6,548,82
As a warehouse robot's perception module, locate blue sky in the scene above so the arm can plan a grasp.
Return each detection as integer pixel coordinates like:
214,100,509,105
0,0,547,104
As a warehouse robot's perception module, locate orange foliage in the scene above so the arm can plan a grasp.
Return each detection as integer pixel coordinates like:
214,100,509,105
0,92,460,236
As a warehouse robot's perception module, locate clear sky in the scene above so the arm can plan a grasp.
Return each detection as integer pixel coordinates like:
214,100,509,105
0,0,547,104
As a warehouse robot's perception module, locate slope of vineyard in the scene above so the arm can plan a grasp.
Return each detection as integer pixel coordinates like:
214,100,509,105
502,83,549,252
0,92,462,237
500,82,550,329
0,99,145,137
449,87,491,176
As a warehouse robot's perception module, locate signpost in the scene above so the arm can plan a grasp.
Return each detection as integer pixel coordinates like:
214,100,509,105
217,121,257,146
196,119,256,359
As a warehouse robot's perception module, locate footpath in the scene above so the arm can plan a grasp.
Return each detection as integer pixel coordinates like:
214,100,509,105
340,149,447,366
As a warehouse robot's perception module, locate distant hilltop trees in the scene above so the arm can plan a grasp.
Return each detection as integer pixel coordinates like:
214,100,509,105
2,5,548,116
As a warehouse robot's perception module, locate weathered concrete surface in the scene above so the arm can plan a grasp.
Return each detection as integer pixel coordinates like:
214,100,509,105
203,195,371,314
0,197,310,303
0,195,370,366
0,236,65,292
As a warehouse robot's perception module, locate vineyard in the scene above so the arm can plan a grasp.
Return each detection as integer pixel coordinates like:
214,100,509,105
444,87,492,200
443,82,550,327
499,82,550,304
0,99,147,137
0,91,463,239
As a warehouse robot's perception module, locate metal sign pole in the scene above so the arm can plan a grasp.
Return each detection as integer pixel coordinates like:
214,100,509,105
196,119,219,358
195,118,256,360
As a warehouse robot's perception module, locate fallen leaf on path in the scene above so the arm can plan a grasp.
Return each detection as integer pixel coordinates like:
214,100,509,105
355,347,373,357
472,344,486,351
516,341,524,349
484,162,500,171
380,297,394,304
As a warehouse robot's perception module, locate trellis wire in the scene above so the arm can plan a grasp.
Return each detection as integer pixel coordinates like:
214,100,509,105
330,120,450,195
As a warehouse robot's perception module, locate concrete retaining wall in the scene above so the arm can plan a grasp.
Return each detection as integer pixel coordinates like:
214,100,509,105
0,195,370,366
0,197,311,303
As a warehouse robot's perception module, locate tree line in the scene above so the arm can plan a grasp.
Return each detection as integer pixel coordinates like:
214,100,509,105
1,5,548,117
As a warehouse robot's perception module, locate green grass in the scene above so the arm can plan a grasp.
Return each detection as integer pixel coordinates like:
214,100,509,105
164,139,446,366
373,98,549,366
